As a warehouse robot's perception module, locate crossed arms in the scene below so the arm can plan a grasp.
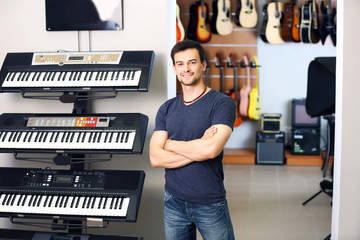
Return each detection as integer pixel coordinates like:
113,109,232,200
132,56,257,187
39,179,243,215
149,124,232,169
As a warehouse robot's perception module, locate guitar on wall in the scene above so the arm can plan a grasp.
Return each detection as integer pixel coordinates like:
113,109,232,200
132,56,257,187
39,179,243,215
260,3,269,43
281,0,295,42
239,55,252,117
214,53,225,94
265,0,285,44
211,0,233,36
291,0,301,42
300,0,320,43
176,3,185,43
196,0,212,42
319,0,336,46
227,53,242,127
248,56,262,120
235,0,258,28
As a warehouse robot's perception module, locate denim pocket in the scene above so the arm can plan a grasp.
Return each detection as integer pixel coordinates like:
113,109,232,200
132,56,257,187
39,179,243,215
164,190,173,202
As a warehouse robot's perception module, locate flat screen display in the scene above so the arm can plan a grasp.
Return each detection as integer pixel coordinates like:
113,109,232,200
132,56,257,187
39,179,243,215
45,0,123,31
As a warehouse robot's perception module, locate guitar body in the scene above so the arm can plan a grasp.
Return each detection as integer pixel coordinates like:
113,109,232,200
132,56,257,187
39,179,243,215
238,0,258,28
248,56,262,120
196,1,211,42
188,2,199,41
291,4,301,42
281,2,294,42
265,1,285,44
239,55,251,117
319,0,336,46
260,3,269,43
176,4,185,43
300,1,320,44
215,0,233,35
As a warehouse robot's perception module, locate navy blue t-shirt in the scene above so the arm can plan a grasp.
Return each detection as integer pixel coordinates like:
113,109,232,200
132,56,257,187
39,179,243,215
154,89,236,204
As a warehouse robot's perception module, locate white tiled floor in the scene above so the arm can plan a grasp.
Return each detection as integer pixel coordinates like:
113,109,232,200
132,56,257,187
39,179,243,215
221,164,332,240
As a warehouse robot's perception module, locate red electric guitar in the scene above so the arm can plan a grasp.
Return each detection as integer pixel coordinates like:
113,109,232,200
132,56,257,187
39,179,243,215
227,53,242,127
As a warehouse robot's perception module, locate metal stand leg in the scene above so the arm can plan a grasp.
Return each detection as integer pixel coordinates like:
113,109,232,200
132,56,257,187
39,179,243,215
302,190,322,205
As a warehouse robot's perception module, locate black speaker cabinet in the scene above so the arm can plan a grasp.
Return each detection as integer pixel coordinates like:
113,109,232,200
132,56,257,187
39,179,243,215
291,127,320,155
292,99,320,128
256,131,285,165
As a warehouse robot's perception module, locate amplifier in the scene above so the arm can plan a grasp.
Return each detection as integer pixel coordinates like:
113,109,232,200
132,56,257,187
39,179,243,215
256,131,285,165
261,113,281,133
291,127,320,155
292,99,320,128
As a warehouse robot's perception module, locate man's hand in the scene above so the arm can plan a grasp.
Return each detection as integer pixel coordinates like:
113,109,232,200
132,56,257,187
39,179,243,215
201,126,218,140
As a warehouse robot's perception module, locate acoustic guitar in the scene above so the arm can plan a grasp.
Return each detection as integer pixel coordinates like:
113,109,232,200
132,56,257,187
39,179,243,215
235,0,258,28
239,55,252,117
300,0,320,44
281,1,295,42
291,0,301,42
227,53,242,127
196,0,212,43
248,56,262,120
211,0,233,36
176,3,185,43
319,0,336,46
265,0,285,44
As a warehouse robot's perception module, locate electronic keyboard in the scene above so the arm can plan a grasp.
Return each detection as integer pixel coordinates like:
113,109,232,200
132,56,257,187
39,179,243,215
0,51,154,93
0,229,143,240
0,167,145,222
0,113,148,154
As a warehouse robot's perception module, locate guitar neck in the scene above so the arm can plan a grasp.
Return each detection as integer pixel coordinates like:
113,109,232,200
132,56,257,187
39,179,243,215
312,0,319,28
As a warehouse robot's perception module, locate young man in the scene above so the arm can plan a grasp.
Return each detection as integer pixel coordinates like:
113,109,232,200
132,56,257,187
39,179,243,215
149,40,235,240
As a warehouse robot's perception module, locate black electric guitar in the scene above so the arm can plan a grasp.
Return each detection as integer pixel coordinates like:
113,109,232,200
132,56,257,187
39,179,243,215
260,3,269,43
214,53,225,94
319,0,336,46
300,0,320,43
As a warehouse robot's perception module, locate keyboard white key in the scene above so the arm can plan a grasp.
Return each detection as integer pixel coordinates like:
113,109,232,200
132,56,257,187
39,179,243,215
2,70,142,88
0,131,135,150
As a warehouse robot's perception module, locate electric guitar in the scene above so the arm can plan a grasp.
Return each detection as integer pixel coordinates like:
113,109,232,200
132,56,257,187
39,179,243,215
281,1,295,42
205,57,211,87
214,53,225,94
319,0,336,46
176,3,185,43
227,54,242,127
291,0,301,42
300,0,320,43
248,56,262,120
235,0,258,28
239,55,252,117
211,0,233,36
265,0,285,44
196,0,212,42
260,3,269,43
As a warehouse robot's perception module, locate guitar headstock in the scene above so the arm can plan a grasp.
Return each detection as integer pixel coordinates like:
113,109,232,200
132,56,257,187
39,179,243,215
227,53,237,68
240,54,249,68
214,53,224,68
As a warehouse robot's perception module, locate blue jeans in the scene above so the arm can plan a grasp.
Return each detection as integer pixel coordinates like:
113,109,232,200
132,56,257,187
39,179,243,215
164,190,235,240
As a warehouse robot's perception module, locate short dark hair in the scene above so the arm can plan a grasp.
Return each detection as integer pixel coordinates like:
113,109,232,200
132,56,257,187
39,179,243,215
171,40,205,65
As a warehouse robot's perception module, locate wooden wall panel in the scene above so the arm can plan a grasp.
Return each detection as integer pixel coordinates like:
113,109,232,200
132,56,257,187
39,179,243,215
176,0,258,94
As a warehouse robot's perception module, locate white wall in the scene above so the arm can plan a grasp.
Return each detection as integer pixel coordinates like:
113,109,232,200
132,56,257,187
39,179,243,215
332,1,360,239
0,0,174,239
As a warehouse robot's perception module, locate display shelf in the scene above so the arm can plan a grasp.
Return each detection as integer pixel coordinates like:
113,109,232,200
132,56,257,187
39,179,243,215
223,148,333,166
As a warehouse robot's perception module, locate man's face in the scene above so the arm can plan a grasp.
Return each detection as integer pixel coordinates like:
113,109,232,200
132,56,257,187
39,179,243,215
172,48,206,87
